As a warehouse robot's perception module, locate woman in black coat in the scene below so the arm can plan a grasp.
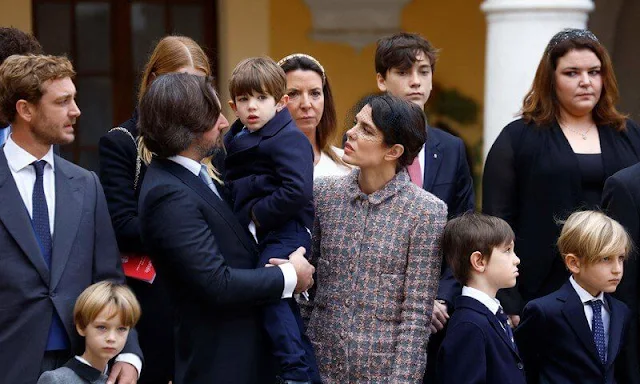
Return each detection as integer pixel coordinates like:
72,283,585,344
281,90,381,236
483,29,640,323
98,35,214,384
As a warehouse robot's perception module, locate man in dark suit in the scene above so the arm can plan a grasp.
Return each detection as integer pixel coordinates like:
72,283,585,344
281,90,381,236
602,163,640,383
374,32,475,382
137,73,315,384
0,55,142,383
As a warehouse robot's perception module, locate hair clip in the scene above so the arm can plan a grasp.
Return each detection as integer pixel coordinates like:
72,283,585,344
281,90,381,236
277,53,326,83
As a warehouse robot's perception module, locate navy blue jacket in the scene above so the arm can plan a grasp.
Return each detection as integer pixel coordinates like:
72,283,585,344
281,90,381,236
515,281,631,384
223,108,314,232
436,295,526,384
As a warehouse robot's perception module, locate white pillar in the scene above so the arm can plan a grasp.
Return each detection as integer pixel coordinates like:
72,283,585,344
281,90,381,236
481,0,594,160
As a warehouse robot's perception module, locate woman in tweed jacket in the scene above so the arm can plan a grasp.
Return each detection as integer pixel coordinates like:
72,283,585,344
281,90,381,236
307,94,447,383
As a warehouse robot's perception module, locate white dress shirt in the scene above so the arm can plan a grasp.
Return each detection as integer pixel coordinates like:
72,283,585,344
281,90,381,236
4,136,56,234
5,137,142,376
167,155,297,298
570,276,610,350
462,286,501,315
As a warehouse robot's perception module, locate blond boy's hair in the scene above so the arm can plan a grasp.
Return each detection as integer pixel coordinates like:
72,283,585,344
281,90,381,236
558,210,632,265
229,57,286,102
74,281,141,330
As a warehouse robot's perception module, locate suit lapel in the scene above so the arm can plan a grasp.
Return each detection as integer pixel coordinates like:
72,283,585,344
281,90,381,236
156,159,257,254
50,158,84,290
605,295,624,369
423,126,441,191
0,151,50,284
560,283,602,365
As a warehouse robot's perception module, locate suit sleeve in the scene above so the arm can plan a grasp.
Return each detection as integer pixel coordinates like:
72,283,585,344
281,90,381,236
436,321,487,384
603,175,640,383
483,128,525,314
140,183,285,306
450,137,475,217
98,132,144,253
251,131,314,231
90,171,143,359
514,301,546,384
391,200,447,383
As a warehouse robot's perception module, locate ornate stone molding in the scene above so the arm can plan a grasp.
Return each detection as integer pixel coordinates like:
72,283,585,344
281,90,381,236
303,0,412,50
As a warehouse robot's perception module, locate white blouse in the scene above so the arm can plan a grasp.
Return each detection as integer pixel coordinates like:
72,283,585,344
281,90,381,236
314,146,352,179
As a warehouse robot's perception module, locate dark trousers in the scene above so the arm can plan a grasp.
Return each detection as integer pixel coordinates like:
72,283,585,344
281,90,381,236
258,221,320,383
40,350,72,377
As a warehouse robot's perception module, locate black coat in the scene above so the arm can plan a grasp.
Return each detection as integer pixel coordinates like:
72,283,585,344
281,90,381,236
602,162,640,383
483,118,640,314
139,158,286,384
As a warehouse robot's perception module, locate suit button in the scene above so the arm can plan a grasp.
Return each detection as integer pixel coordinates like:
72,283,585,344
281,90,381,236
340,331,347,339
345,299,351,307
517,362,523,370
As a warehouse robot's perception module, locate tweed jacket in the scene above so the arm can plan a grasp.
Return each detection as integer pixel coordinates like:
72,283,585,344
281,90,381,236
307,169,447,383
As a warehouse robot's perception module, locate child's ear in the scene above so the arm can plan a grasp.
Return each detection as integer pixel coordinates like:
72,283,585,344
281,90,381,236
76,324,86,337
565,253,581,274
469,251,487,272
384,144,404,162
276,94,289,112
376,72,387,92
228,100,238,115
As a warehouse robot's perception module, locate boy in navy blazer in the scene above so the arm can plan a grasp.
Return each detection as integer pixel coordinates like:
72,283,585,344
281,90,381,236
515,211,632,384
224,57,319,384
436,212,526,384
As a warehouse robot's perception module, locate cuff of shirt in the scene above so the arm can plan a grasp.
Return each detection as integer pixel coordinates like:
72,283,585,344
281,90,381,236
115,353,142,378
278,262,297,299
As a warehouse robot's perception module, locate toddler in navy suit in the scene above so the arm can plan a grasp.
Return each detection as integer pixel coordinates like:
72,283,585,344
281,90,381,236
436,212,526,383
223,57,319,384
515,210,632,384
38,281,141,384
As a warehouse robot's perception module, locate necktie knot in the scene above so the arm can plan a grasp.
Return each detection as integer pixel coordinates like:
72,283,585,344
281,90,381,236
32,160,47,176
588,299,603,311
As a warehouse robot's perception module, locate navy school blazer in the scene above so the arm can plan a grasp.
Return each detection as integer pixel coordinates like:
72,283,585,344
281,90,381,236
223,108,314,233
436,295,526,384
515,280,630,384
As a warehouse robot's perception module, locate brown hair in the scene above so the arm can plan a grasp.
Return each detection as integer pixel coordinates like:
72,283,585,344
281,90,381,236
74,281,141,330
229,57,286,102
135,35,219,178
0,54,75,125
0,27,43,65
521,30,627,131
443,212,515,285
558,210,631,265
278,53,344,166
139,73,221,158
375,32,439,78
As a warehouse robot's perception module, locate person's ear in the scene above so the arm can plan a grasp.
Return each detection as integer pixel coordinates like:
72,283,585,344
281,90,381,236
376,72,387,92
276,94,289,112
469,251,487,273
384,144,404,162
565,253,581,274
15,100,34,123
76,324,86,337
228,100,238,116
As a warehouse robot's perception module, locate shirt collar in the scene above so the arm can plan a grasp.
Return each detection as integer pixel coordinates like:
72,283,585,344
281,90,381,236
570,275,605,304
167,155,202,176
73,355,109,375
462,286,502,315
4,136,55,173
347,168,411,205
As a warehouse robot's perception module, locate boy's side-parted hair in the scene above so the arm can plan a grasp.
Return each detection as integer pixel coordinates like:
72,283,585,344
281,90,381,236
375,32,439,78
74,281,141,330
0,54,75,125
229,57,286,102
558,210,632,265
443,212,515,285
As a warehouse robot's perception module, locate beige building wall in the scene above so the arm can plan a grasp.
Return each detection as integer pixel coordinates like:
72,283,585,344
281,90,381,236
0,0,32,32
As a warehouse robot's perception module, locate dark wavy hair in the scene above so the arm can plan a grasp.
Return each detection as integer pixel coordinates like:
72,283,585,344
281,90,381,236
521,29,627,131
139,73,221,158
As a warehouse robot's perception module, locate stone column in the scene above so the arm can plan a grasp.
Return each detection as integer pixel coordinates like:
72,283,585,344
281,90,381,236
481,0,594,160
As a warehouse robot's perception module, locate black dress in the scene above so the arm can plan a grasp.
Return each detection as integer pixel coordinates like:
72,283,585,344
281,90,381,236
482,118,640,314
98,110,173,384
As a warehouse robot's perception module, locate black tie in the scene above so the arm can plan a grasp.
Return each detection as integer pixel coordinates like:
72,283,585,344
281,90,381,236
32,160,52,268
